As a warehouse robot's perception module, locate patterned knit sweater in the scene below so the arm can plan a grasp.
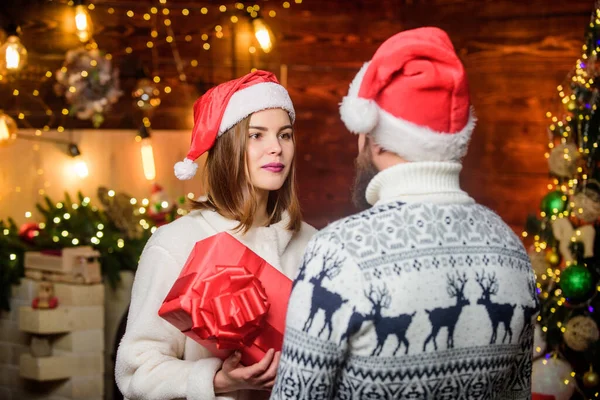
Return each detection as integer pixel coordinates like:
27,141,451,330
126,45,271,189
271,162,538,400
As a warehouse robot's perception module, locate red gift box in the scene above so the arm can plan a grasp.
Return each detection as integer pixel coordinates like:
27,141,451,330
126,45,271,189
158,232,292,366
532,395,555,400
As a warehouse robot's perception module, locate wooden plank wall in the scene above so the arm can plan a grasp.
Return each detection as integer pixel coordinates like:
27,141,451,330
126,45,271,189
0,129,201,227
285,0,593,230
0,0,595,232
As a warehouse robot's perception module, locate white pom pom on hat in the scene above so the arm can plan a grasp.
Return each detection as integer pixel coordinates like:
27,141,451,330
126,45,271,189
339,62,379,134
173,158,198,180
339,96,379,135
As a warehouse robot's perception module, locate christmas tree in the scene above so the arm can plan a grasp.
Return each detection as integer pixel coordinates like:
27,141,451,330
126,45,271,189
525,3,600,399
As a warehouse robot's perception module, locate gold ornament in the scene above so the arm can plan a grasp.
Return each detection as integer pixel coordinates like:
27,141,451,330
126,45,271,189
0,111,17,147
583,369,599,388
529,250,550,277
548,143,579,178
545,250,561,267
132,78,161,112
97,187,144,240
572,181,600,223
563,315,599,351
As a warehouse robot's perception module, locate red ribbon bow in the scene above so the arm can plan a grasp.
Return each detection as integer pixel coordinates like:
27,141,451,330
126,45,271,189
189,265,270,350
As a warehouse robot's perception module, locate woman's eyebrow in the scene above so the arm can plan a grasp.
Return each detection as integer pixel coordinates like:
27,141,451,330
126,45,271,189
248,125,293,132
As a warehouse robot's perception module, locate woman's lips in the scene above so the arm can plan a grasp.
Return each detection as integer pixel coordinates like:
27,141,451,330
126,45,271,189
262,163,284,172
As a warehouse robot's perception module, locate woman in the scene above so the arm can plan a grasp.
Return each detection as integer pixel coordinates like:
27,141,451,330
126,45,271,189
115,71,316,400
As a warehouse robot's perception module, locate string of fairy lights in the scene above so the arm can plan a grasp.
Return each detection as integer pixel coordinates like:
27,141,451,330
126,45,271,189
85,0,301,85
0,69,62,204
0,0,304,220
521,6,600,398
1,192,201,260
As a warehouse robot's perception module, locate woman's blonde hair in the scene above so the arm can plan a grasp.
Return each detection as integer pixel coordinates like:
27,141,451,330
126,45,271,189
191,115,302,233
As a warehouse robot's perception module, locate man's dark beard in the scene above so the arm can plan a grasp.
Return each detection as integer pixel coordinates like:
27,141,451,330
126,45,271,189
351,149,379,211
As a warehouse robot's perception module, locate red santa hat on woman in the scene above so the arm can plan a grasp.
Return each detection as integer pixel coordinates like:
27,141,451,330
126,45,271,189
339,27,476,162
174,70,295,180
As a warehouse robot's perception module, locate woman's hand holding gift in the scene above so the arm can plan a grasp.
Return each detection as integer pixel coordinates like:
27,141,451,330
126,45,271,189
214,348,281,393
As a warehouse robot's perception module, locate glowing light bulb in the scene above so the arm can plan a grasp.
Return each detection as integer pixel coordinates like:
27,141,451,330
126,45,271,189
252,18,274,53
0,112,17,147
141,139,156,181
139,127,157,181
68,143,88,178
74,158,89,178
0,35,28,73
6,46,19,69
74,5,94,42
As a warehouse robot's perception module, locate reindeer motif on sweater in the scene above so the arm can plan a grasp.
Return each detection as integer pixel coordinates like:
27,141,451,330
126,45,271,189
301,248,347,339
341,284,416,356
423,271,470,351
273,201,537,400
475,270,517,344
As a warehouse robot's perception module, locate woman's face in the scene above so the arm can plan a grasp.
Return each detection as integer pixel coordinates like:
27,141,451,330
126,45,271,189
246,108,294,193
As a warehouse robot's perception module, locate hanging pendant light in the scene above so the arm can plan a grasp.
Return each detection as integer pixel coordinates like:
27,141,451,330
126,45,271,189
68,143,89,178
0,25,28,73
0,111,17,147
139,125,156,181
73,0,94,43
252,18,274,53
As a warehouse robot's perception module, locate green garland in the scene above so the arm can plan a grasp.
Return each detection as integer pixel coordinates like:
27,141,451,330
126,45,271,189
0,219,28,311
0,190,186,312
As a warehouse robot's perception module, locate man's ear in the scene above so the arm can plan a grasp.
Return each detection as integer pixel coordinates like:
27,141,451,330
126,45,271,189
370,140,386,156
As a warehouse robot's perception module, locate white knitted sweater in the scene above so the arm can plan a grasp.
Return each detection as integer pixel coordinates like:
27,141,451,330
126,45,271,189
115,208,316,400
271,162,537,400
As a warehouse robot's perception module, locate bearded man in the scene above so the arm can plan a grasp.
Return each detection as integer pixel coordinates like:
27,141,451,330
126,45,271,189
271,27,537,400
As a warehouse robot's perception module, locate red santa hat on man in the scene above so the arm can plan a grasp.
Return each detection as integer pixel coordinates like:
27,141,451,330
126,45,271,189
174,70,295,180
339,27,475,162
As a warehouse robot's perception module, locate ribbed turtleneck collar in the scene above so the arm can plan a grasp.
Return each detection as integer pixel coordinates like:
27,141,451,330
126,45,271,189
365,161,475,206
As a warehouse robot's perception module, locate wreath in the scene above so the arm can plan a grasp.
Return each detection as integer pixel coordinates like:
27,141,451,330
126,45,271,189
54,47,122,127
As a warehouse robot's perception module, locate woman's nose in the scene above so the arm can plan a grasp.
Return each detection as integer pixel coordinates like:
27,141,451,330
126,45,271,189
267,137,282,154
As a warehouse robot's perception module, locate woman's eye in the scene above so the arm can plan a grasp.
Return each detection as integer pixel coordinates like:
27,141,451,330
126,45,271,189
249,132,261,139
279,132,292,140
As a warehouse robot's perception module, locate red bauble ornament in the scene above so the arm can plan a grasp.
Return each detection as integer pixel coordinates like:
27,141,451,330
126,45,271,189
18,223,40,244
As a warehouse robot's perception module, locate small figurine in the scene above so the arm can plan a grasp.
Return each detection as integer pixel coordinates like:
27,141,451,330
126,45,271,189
31,281,58,309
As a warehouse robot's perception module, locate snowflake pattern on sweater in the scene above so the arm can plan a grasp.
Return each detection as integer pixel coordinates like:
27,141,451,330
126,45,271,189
271,201,537,400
